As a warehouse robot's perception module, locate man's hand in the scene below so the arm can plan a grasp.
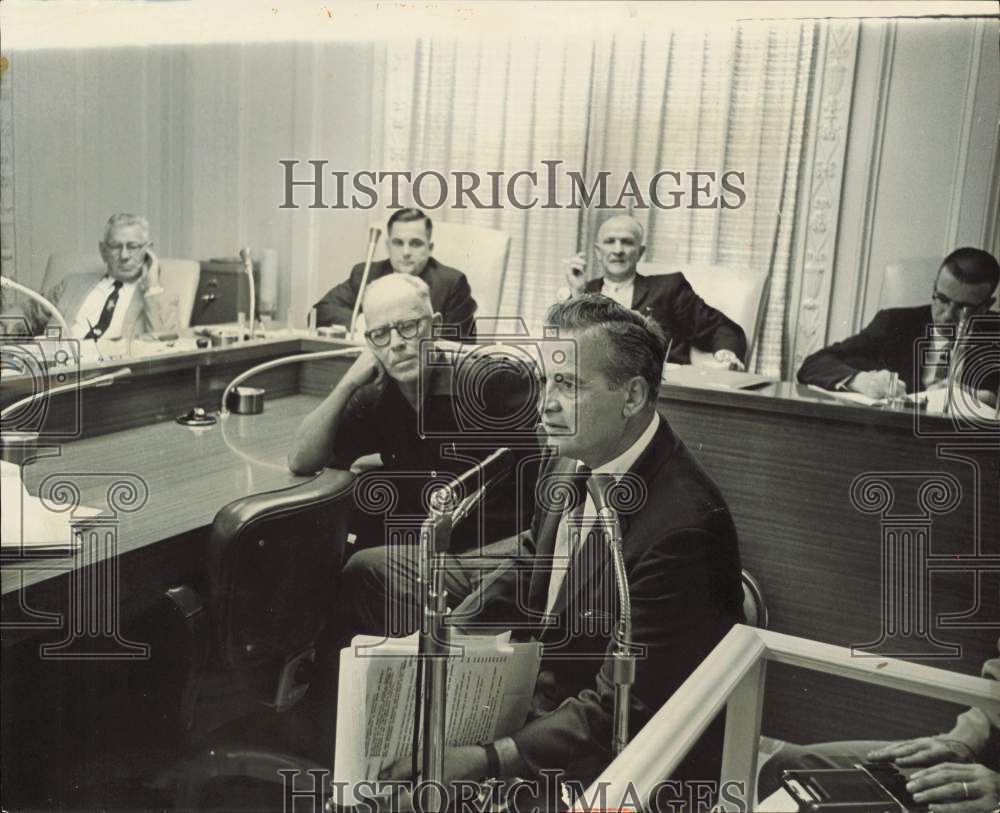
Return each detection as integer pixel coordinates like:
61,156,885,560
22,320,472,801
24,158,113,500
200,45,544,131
868,736,973,768
141,249,162,294
907,762,999,812
708,349,745,371
378,746,490,812
342,348,387,391
561,252,587,297
848,369,906,400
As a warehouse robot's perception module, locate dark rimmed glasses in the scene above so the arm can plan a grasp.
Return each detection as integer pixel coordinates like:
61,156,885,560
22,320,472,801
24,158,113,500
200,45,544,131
364,315,431,347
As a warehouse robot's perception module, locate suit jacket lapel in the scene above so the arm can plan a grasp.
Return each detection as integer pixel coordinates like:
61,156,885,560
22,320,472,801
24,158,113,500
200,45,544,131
545,419,679,627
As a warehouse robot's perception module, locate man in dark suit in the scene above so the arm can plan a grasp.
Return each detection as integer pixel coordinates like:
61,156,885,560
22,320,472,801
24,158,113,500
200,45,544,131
798,247,999,401
383,295,744,806
560,214,747,368
313,207,477,340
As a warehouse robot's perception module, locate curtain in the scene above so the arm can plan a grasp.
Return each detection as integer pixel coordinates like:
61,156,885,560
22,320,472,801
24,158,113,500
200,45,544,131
375,21,818,376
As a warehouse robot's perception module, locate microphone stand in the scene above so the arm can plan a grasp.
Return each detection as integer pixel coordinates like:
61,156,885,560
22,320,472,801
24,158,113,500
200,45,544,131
592,490,635,757
943,313,969,417
348,227,382,340
239,248,256,341
0,275,72,335
414,448,512,808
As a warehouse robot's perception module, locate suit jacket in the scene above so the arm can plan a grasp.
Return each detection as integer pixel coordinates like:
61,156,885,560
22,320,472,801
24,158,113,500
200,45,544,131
314,258,477,340
455,418,744,785
585,272,748,364
4,270,175,338
797,305,1000,394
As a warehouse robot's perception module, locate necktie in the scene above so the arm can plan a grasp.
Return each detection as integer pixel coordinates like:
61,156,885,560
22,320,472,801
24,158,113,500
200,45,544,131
85,280,123,339
545,464,591,614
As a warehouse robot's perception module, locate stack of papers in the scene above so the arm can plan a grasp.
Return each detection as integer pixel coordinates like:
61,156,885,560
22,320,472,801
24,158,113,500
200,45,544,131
1,461,100,558
334,632,540,803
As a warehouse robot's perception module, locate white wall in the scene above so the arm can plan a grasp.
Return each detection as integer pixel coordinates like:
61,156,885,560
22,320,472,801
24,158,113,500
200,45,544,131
9,41,377,323
825,17,999,342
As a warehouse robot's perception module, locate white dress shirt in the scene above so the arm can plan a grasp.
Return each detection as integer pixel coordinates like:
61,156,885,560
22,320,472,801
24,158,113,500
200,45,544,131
70,276,139,341
599,277,635,310
545,411,661,615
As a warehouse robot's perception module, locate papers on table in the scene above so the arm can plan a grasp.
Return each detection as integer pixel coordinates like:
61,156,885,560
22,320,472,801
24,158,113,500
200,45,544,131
333,632,541,804
664,365,774,390
1,460,100,558
806,385,882,407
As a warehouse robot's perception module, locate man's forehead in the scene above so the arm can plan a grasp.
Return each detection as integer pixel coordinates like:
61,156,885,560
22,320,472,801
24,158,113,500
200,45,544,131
364,291,428,324
597,217,641,242
388,220,430,240
106,222,147,241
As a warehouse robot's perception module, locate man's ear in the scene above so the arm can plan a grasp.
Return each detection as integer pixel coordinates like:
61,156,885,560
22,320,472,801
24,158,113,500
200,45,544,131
636,245,647,264
621,376,650,417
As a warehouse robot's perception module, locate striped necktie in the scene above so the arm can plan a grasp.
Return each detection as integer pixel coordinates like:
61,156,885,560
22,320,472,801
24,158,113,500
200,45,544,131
84,280,123,340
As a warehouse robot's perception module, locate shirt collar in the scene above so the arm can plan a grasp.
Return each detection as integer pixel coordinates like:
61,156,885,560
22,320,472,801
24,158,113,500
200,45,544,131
590,410,660,480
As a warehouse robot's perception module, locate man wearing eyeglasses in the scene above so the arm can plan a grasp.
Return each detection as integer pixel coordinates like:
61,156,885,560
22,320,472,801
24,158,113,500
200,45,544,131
0,213,176,339
289,273,540,637
313,207,477,340
797,247,999,403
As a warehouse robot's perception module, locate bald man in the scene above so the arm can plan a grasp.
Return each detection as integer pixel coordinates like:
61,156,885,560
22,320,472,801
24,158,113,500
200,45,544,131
561,215,748,368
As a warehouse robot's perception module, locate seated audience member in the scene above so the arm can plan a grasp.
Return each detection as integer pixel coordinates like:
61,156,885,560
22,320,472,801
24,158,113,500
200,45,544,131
560,214,748,368
382,295,744,802
759,637,999,813
289,273,540,636
313,207,477,340
1,213,177,339
798,247,999,402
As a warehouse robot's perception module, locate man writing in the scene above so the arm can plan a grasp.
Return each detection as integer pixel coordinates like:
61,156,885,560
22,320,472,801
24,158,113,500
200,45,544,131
382,295,744,805
313,207,478,340
560,214,748,369
290,273,539,636
797,247,999,402
1,213,176,339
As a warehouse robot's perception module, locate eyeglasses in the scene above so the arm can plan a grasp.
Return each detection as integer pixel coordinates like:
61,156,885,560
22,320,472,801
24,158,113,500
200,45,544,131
364,315,430,347
931,288,994,316
103,241,149,254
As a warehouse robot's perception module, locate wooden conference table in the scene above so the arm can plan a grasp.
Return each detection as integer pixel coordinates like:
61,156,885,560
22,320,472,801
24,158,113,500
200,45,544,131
1,333,996,752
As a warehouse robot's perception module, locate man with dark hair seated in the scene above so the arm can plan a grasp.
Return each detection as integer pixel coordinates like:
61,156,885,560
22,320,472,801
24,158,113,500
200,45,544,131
380,294,744,808
313,207,478,340
758,637,999,813
798,247,1000,404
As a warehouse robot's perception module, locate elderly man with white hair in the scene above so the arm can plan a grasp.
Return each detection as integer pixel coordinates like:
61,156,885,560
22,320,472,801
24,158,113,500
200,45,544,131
1,212,176,339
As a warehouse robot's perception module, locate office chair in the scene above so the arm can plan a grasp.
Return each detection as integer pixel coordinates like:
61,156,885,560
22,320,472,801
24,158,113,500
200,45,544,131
372,220,512,318
42,252,202,329
174,468,355,808
638,262,772,362
741,568,769,629
878,257,942,309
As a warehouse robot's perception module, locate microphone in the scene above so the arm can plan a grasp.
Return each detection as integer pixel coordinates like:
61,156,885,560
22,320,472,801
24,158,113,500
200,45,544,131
239,247,256,341
428,447,514,526
944,311,971,417
1,367,132,442
348,226,382,339
588,474,635,758
0,276,72,336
